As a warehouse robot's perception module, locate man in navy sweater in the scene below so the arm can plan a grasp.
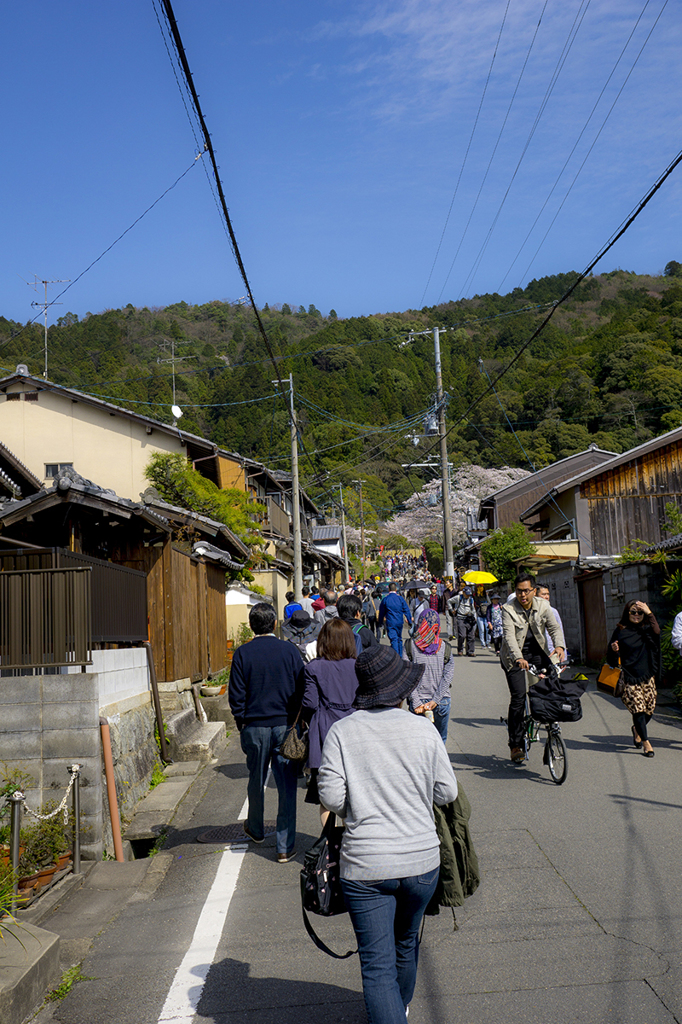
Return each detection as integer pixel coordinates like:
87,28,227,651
229,602,304,862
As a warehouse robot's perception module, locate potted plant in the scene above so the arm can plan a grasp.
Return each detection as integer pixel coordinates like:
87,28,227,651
17,803,72,891
0,763,34,865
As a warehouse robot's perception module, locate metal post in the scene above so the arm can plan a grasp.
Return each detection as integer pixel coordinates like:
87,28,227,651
289,373,303,600
70,764,81,874
433,327,455,578
9,791,23,913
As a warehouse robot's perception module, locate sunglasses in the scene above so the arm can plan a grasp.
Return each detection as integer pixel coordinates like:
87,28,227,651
629,609,644,616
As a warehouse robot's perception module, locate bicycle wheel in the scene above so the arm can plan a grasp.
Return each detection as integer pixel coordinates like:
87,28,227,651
545,728,567,785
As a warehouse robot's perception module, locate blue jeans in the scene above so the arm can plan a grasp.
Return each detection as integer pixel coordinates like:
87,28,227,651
386,624,404,657
434,697,451,743
477,616,489,647
240,724,297,856
341,866,439,1024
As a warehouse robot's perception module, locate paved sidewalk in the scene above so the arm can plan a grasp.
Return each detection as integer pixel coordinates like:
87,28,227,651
28,649,682,1023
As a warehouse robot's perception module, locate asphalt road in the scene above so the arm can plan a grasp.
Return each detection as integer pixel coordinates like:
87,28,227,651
35,645,682,1024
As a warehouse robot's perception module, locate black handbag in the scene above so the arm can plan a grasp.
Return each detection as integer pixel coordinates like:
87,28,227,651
300,813,357,959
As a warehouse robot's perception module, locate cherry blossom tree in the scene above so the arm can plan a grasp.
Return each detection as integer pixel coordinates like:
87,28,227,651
383,464,530,546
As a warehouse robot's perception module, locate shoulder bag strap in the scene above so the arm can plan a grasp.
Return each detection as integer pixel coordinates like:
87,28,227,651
299,885,358,960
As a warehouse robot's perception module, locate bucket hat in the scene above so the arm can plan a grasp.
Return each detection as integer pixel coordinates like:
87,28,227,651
289,609,312,628
353,645,424,709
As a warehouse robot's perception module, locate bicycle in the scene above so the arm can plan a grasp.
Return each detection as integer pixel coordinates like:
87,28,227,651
501,665,568,785
521,700,568,785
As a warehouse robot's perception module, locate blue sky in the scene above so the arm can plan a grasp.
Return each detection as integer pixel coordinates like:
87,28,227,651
2,0,680,328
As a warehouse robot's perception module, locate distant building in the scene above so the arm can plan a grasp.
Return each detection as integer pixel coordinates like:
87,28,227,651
477,445,617,534
519,427,682,557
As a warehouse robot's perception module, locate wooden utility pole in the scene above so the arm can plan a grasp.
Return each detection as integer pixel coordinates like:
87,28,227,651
352,479,366,581
433,327,454,578
289,373,303,598
274,374,303,598
337,483,350,583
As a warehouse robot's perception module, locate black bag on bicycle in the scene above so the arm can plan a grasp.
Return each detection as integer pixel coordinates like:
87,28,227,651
529,689,583,723
529,672,586,723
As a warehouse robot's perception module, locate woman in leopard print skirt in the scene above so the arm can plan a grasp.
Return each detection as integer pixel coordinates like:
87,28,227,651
607,599,660,758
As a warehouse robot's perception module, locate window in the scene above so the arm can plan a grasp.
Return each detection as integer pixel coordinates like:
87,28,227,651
45,463,73,479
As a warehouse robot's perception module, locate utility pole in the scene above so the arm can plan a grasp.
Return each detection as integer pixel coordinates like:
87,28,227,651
337,483,350,583
27,276,69,379
433,327,454,578
274,374,303,599
352,479,366,581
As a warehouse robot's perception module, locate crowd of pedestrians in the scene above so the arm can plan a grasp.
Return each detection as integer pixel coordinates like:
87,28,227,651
228,563,664,1023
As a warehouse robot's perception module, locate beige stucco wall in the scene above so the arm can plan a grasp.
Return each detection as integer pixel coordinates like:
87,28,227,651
0,386,186,500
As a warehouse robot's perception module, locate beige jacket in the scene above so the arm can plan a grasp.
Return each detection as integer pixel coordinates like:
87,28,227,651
500,597,565,672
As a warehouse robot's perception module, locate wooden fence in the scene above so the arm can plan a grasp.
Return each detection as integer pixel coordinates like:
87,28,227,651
146,546,228,683
0,567,92,669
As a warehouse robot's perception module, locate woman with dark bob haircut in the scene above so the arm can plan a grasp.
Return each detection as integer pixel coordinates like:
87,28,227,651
302,618,359,821
607,598,660,757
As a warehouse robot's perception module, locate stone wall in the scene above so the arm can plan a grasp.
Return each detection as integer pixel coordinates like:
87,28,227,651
98,692,157,852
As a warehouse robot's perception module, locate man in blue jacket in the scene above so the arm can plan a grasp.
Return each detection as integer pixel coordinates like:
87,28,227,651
229,602,304,863
378,582,412,656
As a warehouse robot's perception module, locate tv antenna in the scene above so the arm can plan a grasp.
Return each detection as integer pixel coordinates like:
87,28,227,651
156,337,197,409
25,275,70,379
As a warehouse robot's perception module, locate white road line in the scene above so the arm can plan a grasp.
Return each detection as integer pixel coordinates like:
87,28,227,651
157,768,272,1023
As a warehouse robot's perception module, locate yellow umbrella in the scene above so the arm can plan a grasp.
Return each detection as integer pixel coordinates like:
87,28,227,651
461,570,498,584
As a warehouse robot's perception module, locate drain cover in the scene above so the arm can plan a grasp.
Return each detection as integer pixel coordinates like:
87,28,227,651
197,821,277,844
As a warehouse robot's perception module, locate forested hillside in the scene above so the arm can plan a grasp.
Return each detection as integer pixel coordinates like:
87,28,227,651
1,263,681,521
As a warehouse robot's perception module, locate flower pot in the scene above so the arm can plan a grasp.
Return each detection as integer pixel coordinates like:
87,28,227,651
201,685,221,697
0,845,24,868
33,864,58,889
55,851,72,870
18,872,42,893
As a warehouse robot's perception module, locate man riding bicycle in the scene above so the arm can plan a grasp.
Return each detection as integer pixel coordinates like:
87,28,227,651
500,572,565,763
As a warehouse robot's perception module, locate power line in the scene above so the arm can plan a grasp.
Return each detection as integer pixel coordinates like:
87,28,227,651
2,157,202,350
431,0,549,306
418,0,512,308
514,0,670,289
497,0,658,292
405,145,682,477
452,0,594,302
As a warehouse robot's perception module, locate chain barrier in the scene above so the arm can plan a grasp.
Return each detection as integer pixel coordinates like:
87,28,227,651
9,763,81,827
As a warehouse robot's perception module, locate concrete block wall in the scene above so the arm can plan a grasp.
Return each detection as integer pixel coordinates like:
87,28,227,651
66,647,150,707
0,673,103,860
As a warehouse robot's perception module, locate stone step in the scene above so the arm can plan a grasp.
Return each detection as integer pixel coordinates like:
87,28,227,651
165,709,226,764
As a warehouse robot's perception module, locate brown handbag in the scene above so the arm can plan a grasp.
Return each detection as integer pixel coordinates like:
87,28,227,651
281,706,309,761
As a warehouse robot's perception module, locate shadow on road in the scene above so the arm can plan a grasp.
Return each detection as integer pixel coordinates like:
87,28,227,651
198,956,365,1023
448,750,558,784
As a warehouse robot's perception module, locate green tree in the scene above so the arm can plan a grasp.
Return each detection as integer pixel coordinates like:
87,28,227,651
144,453,265,554
480,524,536,584
664,260,682,278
